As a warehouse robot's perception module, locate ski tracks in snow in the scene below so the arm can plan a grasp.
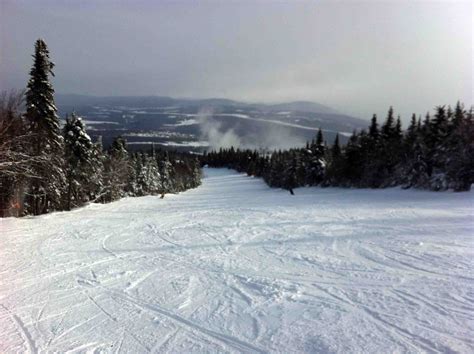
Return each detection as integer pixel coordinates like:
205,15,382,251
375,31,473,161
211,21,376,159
0,168,473,353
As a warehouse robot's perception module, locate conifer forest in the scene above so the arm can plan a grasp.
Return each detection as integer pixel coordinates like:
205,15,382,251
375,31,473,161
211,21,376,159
204,104,473,193
0,40,201,217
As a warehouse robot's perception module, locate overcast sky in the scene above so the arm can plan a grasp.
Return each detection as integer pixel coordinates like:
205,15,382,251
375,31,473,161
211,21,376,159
0,0,472,122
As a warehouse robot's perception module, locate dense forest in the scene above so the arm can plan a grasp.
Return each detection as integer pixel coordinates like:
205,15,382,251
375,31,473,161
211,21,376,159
204,104,473,193
0,39,201,217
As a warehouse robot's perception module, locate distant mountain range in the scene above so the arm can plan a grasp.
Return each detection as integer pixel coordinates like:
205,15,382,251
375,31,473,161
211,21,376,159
56,94,369,152
56,95,339,114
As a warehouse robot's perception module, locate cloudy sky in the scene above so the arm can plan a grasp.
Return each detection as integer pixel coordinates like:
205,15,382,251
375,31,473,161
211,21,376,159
0,0,472,121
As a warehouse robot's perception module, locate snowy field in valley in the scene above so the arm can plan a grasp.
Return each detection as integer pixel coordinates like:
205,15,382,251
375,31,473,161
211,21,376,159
0,168,473,353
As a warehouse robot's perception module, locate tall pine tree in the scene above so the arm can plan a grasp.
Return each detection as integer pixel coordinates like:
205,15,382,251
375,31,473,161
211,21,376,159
24,39,65,215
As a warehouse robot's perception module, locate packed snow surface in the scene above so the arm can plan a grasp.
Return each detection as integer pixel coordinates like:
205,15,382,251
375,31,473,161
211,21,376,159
1,168,473,353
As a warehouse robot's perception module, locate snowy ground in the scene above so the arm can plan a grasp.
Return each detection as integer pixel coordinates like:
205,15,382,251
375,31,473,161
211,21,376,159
1,168,473,353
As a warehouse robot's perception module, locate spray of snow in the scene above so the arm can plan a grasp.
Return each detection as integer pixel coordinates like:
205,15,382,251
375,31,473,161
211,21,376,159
198,108,308,151
198,108,242,150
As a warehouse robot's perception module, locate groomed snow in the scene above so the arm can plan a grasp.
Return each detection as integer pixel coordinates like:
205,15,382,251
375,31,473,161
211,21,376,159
0,168,473,353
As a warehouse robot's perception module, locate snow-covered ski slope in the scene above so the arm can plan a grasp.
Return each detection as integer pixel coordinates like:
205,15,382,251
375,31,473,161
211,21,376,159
1,168,473,353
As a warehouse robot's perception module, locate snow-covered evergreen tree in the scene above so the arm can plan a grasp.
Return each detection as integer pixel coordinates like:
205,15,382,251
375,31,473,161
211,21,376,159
305,129,326,186
283,152,298,194
24,39,65,215
192,157,202,188
103,136,130,202
428,106,450,190
401,138,430,189
63,113,95,209
85,137,105,201
444,105,474,191
127,153,141,196
145,153,161,195
159,152,173,194
135,152,161,196
368,114,379,141
0,91,28,216
324,134,343,186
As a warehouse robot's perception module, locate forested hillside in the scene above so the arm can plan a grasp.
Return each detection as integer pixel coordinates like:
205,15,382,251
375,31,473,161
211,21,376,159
204,104,473,192
0,40,201,217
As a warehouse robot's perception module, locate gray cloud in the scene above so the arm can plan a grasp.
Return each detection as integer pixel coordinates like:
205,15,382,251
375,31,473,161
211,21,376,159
0,0,472,124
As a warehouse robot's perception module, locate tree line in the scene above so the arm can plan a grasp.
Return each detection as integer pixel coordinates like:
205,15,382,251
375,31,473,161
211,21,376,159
204,104,473,193
0,39,201,217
